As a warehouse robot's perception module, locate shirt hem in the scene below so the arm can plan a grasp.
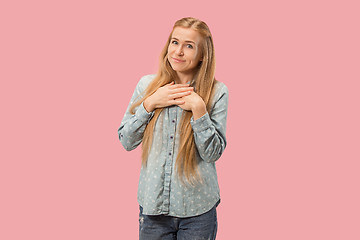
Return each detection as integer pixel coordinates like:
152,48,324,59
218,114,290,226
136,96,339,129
138,198,221,218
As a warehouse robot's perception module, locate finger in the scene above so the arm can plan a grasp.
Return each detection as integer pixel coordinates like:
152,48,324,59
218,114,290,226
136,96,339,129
165,82,175,86
170,91,192,99
163,82,174,88
170,99,185,105
170,87,194,93
169,83,190,89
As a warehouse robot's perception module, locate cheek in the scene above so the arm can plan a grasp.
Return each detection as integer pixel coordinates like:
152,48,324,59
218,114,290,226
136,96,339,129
189,52,201,65
167,47,173,60
168,45,175,54
192,49,201,61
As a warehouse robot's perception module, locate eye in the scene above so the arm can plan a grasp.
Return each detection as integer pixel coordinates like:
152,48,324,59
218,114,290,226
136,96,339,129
186,44,194,49
171,40,178,45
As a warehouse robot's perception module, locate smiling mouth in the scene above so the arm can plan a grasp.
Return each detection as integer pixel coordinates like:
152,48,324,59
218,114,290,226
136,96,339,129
172,58,185,63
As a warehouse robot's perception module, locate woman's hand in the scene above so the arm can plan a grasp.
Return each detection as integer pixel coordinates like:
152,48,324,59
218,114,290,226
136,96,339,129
177,91,207,120
143,82,193,112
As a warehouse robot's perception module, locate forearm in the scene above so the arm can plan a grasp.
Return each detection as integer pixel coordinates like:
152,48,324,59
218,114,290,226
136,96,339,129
118,102,154,151
191,113,227,162
191,83,229,162
143,96,155,113
191,100,207,120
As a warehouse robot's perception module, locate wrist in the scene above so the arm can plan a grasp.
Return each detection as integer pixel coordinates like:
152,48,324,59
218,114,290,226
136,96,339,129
191,100,206,112
191,102,206,120
144,97,155,112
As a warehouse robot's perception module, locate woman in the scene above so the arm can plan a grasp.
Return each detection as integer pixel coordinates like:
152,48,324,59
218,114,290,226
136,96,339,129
118,17,228,240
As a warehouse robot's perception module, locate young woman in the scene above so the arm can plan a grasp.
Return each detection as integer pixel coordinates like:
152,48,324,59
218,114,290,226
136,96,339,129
118,17,228,240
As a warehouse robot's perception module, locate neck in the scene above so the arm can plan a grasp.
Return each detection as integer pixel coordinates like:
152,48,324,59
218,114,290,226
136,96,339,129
175,71,197,84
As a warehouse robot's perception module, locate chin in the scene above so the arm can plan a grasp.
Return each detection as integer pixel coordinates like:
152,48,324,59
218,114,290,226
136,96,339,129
169,65,177,71
169,64,181,72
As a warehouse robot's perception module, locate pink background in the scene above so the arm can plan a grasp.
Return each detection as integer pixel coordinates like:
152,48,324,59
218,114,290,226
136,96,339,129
1,0,359,239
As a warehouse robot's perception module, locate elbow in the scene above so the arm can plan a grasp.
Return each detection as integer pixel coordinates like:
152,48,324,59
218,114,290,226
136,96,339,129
201,137,227,163
119,136,141,152
213,151,225,163
119,138,137,151
201,145,226,163
118,131,135,151
123,144,136,151
201,141,226,163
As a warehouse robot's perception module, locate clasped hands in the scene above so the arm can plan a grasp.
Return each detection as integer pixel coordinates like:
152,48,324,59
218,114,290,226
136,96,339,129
143,82,206,120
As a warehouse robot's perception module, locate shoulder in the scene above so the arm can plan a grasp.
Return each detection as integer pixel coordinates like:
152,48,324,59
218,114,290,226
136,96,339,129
135,74,157,93
207,80,228,112
212,80,229,101
138,74,156,86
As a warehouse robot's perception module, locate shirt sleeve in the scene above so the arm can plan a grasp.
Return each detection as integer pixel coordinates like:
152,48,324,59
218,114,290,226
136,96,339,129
190,83,229,162
118,75,155,151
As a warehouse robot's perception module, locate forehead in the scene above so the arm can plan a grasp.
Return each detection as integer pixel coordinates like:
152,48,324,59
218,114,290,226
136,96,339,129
171,27,202,44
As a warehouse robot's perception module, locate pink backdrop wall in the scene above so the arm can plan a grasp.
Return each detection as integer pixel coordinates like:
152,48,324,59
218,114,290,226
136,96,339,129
1,0,359,239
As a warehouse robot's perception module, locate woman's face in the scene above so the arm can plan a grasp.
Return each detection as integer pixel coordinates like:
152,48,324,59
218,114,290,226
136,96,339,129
167,27,203,76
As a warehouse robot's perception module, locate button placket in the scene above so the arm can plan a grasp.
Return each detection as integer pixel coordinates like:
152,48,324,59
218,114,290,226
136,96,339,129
161,107,177,214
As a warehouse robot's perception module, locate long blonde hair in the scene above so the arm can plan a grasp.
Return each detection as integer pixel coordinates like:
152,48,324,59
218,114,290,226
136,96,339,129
130,17,217,185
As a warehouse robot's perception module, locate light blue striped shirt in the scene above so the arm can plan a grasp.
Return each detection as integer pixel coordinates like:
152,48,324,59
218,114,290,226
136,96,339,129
118,74,228,217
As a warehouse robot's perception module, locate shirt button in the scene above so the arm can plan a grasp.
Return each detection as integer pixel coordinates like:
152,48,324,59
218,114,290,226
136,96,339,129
169,152,172,156
170,136,173,139
172,120,175,123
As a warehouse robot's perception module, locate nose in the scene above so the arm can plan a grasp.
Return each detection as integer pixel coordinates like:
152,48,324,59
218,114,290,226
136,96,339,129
175,45,184,56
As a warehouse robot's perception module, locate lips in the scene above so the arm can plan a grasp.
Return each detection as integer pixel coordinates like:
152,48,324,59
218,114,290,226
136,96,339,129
172,57,185,63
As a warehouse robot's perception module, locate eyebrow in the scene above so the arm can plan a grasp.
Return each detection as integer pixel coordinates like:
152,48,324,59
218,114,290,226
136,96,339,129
171,37,196,44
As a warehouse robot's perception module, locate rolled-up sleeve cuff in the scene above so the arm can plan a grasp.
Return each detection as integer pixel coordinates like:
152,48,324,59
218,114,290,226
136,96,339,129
135,102,154,124
190,112,212,133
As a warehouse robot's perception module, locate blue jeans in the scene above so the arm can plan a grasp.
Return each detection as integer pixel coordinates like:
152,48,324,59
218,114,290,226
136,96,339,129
139,205,218,240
